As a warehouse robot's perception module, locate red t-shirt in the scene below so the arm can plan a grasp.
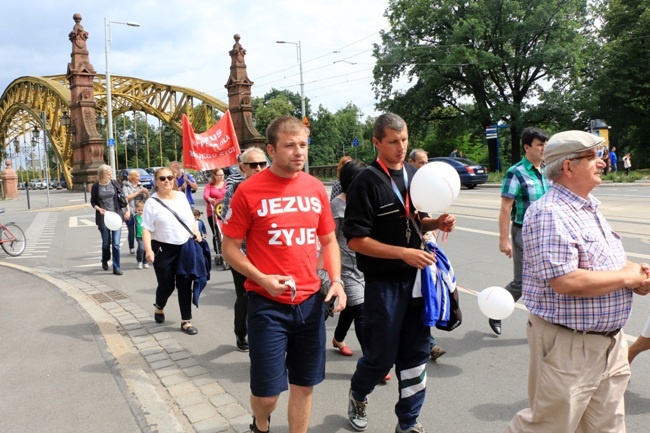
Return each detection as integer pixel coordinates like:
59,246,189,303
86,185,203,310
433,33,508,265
222,169,335,304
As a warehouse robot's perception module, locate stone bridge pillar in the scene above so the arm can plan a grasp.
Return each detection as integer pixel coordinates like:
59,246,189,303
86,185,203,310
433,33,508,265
67,13,105,191
225,34,265,151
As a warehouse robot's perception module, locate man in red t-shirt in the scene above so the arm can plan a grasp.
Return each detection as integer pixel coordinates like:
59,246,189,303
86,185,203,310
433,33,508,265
222,116,346,433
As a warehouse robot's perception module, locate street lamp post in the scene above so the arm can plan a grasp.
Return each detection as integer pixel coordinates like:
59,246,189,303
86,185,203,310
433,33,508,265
105,17,140,176
276,40,308,174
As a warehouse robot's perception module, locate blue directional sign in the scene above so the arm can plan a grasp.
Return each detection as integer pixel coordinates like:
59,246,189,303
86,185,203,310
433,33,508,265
352,138,359,147
107,138,116,147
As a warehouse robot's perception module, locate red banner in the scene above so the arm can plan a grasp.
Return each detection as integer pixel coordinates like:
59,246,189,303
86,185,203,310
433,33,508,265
182,110,240,170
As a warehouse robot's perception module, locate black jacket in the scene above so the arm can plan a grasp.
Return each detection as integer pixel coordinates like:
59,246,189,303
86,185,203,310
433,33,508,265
343,160,424,275
90,179,126,230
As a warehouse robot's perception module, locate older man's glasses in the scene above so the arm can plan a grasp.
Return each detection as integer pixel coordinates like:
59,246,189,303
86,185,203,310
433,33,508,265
244,161,267,169
569,145,605,162
158,175,175,181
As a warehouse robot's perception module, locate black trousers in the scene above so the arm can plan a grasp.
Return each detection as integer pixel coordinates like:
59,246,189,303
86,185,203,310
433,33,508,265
230,267,248,339
152,240,193,321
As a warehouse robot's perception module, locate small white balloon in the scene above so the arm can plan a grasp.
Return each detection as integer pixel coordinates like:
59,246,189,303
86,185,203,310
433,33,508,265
477,286,515,320
411,162,460,213
104,211,122,231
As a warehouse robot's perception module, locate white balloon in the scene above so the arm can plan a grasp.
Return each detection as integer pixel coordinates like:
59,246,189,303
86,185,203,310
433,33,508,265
104,211,122,231
477,286,515,320
410,162,460,213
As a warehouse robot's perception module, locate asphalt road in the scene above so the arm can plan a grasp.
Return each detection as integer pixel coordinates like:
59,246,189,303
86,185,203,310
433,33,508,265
2,183,650,432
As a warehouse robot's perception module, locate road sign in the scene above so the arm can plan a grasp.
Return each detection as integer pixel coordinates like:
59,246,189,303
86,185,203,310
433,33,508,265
485,127,498,140
352,138,359,147
107,138,116,147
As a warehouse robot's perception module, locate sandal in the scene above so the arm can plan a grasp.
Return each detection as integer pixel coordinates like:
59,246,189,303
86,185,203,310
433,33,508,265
181,321,198,335
153,304,165,324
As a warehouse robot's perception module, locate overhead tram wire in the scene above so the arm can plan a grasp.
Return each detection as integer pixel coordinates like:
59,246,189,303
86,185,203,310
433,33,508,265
201,30,385,96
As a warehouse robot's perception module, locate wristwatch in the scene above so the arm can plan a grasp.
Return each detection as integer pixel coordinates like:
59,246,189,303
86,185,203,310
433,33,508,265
332,278,345,289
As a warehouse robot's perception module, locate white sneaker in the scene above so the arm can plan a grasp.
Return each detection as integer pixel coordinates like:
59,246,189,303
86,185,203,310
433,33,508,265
137,262,143,269
348,389,368,431
143,263,150,269
130,248,135,255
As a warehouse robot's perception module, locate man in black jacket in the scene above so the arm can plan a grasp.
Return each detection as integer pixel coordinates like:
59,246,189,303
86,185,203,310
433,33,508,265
344,113,455,433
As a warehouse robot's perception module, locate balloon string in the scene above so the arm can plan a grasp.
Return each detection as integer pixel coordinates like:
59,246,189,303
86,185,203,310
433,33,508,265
436,230,449,244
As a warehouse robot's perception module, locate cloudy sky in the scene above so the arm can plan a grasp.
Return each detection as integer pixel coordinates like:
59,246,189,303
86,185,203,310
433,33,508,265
1,0,402,119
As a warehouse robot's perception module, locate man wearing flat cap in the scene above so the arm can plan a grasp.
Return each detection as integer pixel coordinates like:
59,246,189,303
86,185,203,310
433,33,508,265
504,130,650,433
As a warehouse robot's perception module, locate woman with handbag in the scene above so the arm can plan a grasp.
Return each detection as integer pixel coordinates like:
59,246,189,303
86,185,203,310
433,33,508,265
142,167,203,335
90,164,129,275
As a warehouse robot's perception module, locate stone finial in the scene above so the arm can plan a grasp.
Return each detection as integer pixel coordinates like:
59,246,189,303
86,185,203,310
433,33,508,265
69,13,88,49
230,34,246,65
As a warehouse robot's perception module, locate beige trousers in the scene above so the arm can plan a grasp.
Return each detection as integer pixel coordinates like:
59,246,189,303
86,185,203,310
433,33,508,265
503,314,630,433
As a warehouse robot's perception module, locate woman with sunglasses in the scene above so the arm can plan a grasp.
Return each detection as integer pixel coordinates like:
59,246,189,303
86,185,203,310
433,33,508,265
203,169,227,251
90,164,129,275
142,167,202,335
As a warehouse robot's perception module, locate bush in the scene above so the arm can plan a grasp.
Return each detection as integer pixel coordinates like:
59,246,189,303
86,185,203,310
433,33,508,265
601,171,645,183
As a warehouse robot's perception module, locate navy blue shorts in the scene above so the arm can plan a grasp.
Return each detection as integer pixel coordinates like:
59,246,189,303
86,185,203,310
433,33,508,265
248,292,326,397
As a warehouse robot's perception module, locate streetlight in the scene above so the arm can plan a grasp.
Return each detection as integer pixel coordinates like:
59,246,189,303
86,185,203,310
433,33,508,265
105,17,140,175
276,40,308,174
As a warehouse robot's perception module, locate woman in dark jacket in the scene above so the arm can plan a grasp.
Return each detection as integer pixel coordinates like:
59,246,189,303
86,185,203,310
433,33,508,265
90,164,129,275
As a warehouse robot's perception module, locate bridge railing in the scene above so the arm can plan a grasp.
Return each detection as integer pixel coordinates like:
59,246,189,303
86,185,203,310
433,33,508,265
309,165,337,180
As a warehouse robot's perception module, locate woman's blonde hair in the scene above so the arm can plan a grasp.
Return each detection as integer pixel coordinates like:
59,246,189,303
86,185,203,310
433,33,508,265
128,169,140,182
97,164,112,183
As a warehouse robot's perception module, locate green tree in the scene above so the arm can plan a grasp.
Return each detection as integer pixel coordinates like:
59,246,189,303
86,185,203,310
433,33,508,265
590,0,650,168
373,0,595,169
310,106,341,166
252,94,296,138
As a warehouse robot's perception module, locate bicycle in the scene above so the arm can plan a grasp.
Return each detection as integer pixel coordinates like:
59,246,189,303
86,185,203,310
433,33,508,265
0,209,27,257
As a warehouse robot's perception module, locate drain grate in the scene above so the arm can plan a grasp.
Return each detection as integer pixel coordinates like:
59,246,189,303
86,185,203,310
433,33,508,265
91,290,127,303
105,290,128,301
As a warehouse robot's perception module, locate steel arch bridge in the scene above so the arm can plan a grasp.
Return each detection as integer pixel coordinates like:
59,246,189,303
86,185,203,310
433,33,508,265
0,74,228,188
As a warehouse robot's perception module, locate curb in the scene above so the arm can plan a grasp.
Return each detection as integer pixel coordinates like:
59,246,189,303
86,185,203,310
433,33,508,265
0,262,251,433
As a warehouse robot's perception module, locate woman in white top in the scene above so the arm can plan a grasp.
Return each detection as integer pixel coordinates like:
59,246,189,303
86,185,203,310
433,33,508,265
143,167,202,335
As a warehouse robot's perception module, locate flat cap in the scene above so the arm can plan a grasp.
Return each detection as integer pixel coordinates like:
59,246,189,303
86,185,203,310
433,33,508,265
544,130,605,165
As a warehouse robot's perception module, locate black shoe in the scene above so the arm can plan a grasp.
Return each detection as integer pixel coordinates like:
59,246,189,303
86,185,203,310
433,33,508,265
113,269,123,276
153,304,165,324
250,416,271,433
489,318,502,335
181,322,198,335
102,261,108,271
236,336,249,352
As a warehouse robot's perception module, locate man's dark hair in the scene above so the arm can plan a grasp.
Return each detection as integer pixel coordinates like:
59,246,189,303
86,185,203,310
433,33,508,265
339,159,366,194
521,127,548,148
266,116,307,149
374,113,406,141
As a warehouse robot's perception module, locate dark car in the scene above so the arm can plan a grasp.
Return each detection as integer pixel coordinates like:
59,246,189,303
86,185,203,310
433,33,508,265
117,167,154,189
427,157,488,189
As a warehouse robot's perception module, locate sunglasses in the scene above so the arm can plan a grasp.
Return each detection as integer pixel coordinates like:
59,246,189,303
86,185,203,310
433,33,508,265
244,161,267,169
158,175,175,181
568,145,605,162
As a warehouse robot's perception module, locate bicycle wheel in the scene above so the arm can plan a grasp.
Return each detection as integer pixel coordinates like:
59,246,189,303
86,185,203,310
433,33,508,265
1,223,27,256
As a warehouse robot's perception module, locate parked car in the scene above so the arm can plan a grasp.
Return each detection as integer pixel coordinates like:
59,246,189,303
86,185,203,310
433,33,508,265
145,166,164,176
427,157,488,189
29,179,43,189
117,168,154,189
18,182,26,190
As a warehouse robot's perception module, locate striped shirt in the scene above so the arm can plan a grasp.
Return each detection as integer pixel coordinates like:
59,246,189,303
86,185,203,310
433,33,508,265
501,157,549,225
521,183,632,332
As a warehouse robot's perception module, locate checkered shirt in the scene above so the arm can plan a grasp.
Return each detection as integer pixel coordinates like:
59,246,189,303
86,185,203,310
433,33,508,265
501,157,549,225
521,183,632,332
